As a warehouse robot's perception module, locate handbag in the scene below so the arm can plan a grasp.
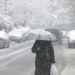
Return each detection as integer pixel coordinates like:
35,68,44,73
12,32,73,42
50,64,59,75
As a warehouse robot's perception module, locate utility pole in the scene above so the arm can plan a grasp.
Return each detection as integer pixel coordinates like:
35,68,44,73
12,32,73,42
4,0,8,14
5,0,7,11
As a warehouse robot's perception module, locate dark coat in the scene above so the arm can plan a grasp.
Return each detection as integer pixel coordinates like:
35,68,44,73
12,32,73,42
32,40,55,63
32,40,55,75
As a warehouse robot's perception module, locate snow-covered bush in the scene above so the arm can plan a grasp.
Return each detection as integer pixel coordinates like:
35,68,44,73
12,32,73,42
0,14,15,33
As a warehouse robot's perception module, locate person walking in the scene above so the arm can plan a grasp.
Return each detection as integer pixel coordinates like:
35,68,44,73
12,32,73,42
32,40,57,75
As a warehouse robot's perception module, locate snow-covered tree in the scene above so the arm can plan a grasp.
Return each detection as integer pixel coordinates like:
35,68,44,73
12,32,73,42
0,0,75,30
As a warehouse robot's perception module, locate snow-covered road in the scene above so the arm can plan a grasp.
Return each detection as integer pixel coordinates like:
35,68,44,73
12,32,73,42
0,40,66,75
0,40,35,75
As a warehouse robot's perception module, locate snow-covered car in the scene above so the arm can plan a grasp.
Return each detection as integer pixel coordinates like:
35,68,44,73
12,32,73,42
8,27,31,43
0,31,10,49
67,30,75,48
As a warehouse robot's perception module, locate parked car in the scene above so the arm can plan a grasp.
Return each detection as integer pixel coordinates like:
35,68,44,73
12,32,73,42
45,28,62,44
0,31,10,49
8,27,30,43
67,30,75,48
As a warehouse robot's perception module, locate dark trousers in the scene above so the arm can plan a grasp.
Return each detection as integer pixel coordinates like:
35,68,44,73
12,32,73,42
35,57,51,75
